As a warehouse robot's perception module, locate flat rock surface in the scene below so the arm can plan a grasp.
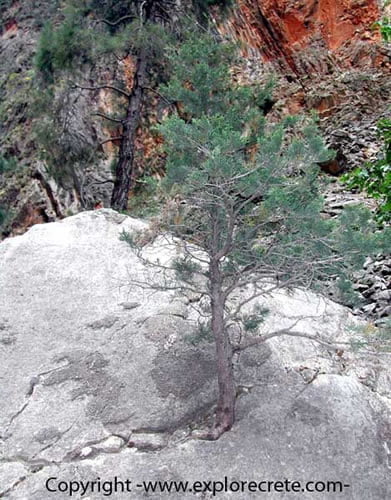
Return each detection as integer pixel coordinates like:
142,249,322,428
0,210,390,499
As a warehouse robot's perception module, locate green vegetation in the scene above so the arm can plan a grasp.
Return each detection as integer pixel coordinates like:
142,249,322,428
193,0,233,19
372,17,391,42
0,207,9,230
160,33,273,118
34,3,171,83
32,1,233,201
1,0,389,436
0,69,34,161
0,154,17,232
32,0,177,195
375,17,391,42
342,118,391,224
372,1,391,43
123,31,391,439
0,154,17,174
341,3,391,225
35,17,92,83
373,13,391,41
127,177,163,218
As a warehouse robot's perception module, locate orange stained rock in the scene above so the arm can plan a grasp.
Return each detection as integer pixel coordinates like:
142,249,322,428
2,19,18,39
223,0,381,73
121,55,137,92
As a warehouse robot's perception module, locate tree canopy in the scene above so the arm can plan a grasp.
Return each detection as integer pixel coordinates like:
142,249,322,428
123,31,391,438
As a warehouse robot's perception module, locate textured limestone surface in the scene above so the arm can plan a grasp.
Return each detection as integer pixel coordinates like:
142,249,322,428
223,0,383,73
0,210,390,499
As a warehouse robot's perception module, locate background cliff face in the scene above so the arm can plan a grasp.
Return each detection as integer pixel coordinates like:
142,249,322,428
225,0,383,73
221,0,390,174
0,0,172,234
0,1,97,231
0,0,390,236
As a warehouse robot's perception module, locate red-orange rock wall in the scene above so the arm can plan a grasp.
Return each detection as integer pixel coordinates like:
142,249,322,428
222,0,382,73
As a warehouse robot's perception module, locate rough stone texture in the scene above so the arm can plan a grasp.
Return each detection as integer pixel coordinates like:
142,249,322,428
319,179,391,324
223,0,385,74
234,54,390,180
0,210,390,498
0,0,117,236
218,0,391,327
223,0,390,176
0,1,172,238
353,255,391,324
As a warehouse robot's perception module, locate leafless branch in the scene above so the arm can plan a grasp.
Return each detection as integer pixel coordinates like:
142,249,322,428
233,318,351,352
87,179,114,186
143,86,175,107
98,15,136,27
100,136,123,145
71,82,131,99
92,112,124,124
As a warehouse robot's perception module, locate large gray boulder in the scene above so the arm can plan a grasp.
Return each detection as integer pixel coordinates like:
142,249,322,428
0,210,390,499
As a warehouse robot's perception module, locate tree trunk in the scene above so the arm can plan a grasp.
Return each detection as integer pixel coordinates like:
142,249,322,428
209,258,235,439
110,47,147,211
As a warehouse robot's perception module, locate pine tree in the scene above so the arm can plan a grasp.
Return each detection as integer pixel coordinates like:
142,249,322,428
34,0,176,208
123,32,391,439
33,1,233,210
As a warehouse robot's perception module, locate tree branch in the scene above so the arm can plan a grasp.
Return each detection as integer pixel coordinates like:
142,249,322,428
142,86,175,107
233,323,351,352
87,179,114,186
100,136,124,145
92,112,124,124
98,15,136,27
71,82,131,99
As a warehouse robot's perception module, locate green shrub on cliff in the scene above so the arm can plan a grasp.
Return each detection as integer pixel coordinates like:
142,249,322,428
35,16,92,82
342,118,391,224
373,16,391,42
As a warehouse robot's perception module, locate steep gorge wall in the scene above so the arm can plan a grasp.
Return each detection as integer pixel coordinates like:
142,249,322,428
215,0,391,324
223,0,384,74
0,0,390,237
219,0,390,175
0,1,168,235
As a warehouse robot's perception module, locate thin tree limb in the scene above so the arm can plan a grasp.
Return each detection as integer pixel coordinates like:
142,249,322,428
233,324,351,352
71,82,131,99
92,112,124,124
142,86,175,106
98,15,136,27
100,136,124,146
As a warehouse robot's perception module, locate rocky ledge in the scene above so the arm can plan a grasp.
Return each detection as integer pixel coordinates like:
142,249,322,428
0,210,390,498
